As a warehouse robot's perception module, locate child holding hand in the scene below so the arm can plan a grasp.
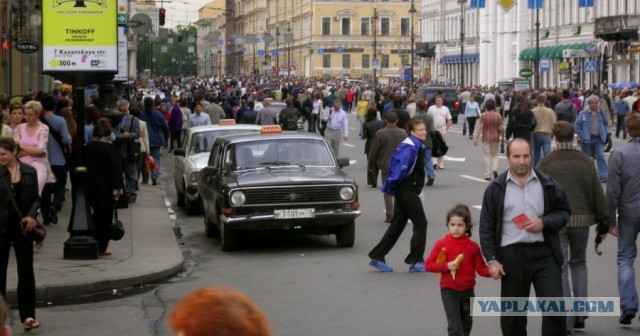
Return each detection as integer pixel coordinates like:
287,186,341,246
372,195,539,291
425,204,490,336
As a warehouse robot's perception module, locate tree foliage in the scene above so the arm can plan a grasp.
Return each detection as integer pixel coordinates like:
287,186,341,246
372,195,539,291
136,25,198,77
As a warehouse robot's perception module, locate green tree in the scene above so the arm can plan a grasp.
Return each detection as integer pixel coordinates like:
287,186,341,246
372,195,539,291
137,25,198,77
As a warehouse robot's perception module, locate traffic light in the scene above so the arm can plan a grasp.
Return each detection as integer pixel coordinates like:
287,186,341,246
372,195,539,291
159,8,166,26
601,55,610,80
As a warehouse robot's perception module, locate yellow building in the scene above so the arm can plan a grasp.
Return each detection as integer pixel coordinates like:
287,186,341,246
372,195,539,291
264,0,421,78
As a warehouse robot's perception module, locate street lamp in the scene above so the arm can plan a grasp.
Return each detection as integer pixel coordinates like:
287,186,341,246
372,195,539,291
459,0,465,87
534,9,540,90
409,0,416,82
276,26,280,76
373,3,378,87
287,24,292,77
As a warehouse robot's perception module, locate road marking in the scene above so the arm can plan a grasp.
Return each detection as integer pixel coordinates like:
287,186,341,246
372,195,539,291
444,156,466,162
342,143,355,147
461,174,490,183
349,127,357,131
472,205,482,210
349,160,357,165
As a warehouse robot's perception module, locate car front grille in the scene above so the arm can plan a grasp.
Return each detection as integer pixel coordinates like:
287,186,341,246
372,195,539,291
240,185,347,206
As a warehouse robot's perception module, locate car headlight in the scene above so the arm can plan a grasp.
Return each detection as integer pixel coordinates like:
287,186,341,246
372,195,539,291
339,187,354,201
230,191,246,206
189,172,198,183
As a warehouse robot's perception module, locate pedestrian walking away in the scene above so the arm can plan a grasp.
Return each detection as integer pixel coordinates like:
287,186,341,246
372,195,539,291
368,119,428,273
537,121,609,334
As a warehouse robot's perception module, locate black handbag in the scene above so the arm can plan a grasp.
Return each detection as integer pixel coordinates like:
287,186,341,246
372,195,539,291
126,117,141,162
116,193,129,209
110,207,125,241
2,177,46,243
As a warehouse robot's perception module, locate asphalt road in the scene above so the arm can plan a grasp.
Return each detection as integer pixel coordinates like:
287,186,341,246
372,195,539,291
27,114,640,335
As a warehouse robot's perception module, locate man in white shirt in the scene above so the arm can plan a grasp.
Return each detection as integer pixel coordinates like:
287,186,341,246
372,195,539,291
323,100,349,156
187,103,212,128
427,96,452,169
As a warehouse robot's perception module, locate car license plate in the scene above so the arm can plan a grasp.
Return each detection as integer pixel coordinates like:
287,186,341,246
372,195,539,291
274,208,315,219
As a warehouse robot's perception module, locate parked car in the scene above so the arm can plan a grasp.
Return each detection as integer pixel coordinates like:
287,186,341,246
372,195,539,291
197,126,361,251
416,85,461,123
173,122,262,214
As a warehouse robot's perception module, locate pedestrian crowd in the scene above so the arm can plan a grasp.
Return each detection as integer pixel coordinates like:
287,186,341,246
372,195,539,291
1,74,640,335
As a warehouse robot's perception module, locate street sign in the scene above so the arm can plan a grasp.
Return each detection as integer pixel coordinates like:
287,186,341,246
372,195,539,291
372,59,379,70
498,0,515,12
257,49,265,56
218,39,224,46
117,13,127,25
317,48,324,55
336,47,344,54
584,43,598,53
584,61,596,73
519,68,534,78
272,49,279,56
262,33,274,46
540,57,550,72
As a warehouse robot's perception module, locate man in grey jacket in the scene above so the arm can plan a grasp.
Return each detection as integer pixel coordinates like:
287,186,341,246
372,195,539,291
607,113,640,325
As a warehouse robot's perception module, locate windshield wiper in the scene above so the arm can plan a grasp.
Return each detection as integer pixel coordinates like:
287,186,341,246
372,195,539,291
259,161,291,166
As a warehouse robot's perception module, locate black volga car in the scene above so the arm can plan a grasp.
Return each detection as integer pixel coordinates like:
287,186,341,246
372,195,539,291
197,127,361,251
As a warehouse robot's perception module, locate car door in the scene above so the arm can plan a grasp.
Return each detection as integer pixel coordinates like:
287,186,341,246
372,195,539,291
201,141,223,218
174,130,191,194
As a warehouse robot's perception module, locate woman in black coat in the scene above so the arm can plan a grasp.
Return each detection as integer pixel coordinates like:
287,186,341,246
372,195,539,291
505,96,536,143
362,107,385,155
85,118,123,256
0,137,41,331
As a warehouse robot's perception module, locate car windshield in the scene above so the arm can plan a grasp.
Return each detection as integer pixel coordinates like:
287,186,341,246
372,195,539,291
189,130,257,154
224,138,335,171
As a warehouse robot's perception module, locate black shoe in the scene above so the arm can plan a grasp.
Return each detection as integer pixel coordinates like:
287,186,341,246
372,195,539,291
574,318,585,329
370,184,377,188
152,178,158,186
49,206,58,225
128,195,137,203
619,312,636,325
493,171,498,179
433,164,438,170
426,177,434,186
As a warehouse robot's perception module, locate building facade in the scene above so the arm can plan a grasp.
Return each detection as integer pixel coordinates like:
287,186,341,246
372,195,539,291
421,0,640,89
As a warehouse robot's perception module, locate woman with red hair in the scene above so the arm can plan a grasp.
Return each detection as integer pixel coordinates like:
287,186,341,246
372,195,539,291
169,287,271,336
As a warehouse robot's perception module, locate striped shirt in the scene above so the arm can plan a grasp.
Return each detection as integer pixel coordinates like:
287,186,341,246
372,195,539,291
479,111,504,143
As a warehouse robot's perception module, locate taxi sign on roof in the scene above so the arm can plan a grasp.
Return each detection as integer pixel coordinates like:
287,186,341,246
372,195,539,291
261,125,282,134
219,119,236,125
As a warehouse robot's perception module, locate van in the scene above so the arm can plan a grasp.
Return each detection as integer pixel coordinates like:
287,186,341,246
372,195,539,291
416,85,461,123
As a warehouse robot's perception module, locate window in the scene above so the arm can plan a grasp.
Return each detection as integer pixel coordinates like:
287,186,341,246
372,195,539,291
342,18,351,35
381,18,390,36
361,17,370,36
400,54,409,66
323,54,331,68
362,54,370,69
322,18,331,35
342,54,351,69
381,54,389,68
401,18,410,36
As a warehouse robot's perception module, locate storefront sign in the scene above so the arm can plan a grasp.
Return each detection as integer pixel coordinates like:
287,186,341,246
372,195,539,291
15,40,39,54
42,0,118,73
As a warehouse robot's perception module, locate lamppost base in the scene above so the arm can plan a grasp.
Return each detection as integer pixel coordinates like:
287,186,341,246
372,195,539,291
63,236,99,260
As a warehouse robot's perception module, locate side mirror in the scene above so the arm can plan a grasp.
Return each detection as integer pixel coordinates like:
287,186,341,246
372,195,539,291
201,166,219,178
336,157,350,168
173,148,186,157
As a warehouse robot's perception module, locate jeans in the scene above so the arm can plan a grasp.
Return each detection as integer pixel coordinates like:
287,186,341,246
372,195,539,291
616,115,627,139
150,146,161,179
533,133,552,167
617,216,640,314
559,227,589,331
441,288,474,336
580,140,608,180
423,147,434,179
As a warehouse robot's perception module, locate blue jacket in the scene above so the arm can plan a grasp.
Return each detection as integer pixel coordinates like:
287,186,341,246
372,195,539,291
141,109,169,147
381,135,422,196
574,108,609,144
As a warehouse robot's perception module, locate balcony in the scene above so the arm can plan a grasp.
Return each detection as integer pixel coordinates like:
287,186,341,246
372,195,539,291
594,15,640,41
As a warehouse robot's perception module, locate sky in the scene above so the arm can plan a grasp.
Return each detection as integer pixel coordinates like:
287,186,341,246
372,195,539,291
160,0,219,28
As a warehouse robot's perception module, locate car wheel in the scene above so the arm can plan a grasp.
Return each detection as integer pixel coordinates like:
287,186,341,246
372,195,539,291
336,221,355,248
177,185,185,207
220,221,240,251
184,194,200,215
204,210,219,237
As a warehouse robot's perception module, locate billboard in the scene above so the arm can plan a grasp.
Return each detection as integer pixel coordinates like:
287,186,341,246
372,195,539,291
42,0,118,73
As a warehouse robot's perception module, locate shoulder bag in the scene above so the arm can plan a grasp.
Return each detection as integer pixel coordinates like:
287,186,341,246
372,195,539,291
1,177,46,243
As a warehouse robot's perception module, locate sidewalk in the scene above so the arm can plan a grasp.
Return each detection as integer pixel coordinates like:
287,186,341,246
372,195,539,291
5,183,184,304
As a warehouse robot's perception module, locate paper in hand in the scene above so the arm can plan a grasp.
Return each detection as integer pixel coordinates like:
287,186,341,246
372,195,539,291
512,213,529,230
